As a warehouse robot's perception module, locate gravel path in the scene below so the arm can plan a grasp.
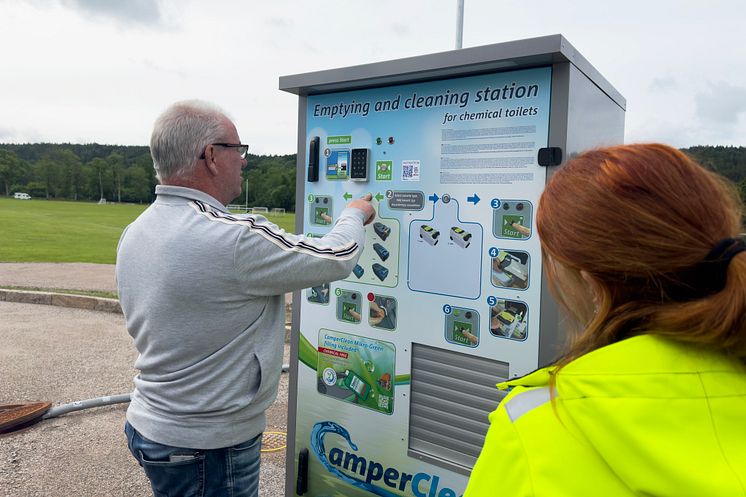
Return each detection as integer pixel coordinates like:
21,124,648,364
0,263,117,293
0,262,292,307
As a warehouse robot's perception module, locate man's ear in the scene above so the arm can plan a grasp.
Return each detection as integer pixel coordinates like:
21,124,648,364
203,145,220,176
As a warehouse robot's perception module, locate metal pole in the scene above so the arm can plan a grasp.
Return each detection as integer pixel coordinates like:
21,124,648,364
245,177,249,210
456,0,464,49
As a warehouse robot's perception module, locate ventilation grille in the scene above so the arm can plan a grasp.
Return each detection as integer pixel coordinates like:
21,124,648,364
408,343,509,474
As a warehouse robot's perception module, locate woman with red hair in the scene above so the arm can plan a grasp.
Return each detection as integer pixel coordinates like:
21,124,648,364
465,143,746,496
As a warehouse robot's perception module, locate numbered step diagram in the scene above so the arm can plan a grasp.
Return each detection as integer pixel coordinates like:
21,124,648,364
488,297,528,341
308,194,334,227
490,248,530,290
443,305,480,348
367,292,397,331
336,289,362,324
492,199,533,240
346,197,400,288
307,282,331,305
408,195,483,299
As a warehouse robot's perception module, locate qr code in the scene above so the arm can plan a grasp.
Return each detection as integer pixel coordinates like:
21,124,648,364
377,395,390,410
401,160,420,181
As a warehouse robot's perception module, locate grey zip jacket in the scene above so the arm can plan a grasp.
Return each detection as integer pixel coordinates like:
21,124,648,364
116,185,366,449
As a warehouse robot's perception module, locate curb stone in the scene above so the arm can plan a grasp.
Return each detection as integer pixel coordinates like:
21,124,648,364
0,289,123,314
0,289,293,323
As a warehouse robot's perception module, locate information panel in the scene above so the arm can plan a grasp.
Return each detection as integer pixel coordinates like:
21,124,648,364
295,66,551,497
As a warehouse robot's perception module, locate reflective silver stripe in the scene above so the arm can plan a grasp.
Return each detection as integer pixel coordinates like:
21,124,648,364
505,387,552,422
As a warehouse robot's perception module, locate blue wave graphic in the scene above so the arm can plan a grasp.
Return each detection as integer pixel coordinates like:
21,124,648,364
310,421,399,497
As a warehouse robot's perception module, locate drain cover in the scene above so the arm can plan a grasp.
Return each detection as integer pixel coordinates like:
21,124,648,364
0,402,52,433
261,431,287,452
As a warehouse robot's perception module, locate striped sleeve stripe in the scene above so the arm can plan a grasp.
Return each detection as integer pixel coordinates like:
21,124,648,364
189,200,359,258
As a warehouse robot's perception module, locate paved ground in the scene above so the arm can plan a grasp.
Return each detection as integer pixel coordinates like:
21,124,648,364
0,263,118,293
0,264,290,497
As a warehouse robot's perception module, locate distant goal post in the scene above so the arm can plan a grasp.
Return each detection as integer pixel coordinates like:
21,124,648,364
227,204,249,213
226,205,286,215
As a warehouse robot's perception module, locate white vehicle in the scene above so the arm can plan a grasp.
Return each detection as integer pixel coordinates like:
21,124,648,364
13,192,31,200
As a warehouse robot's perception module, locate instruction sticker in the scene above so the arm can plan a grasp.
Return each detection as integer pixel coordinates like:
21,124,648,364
490,248,530,290
336,289,362,324
489,299,528,341
368,293,397,331
444,306,480,347
317,329,395,415
326,150,350,180
493,200,533,239
376,160,393,181
307,282,330,305
387,190,425,210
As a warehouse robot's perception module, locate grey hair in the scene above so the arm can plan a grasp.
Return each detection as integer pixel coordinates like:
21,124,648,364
150,100,231,181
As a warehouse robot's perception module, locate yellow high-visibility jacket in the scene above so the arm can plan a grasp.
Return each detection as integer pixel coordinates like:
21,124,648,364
464,335,746,497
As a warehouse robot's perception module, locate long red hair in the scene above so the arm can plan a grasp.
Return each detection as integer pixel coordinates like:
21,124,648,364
537,143,746,366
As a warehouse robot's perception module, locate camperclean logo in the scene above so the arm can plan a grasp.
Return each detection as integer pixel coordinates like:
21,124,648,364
310,421,463,497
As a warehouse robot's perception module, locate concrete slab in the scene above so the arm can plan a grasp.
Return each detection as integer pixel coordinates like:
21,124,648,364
0,301,288,497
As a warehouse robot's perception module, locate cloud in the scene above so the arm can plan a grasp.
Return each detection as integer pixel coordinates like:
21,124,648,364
0,125,43,144
625,119,700,149
0,126,15,141
60,0,165,27
649,76,677,92
696,82,746,125
267,17,292,28
140,58,187,79
391,23,410,37
628,94,746,148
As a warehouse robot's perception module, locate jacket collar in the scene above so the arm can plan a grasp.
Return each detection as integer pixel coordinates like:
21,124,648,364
154,185,227,212
499,335,745,398
498,367,554,391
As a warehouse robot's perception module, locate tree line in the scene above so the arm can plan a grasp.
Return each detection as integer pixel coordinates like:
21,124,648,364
0,143,296,210
682,146,746,204
0,143,744,210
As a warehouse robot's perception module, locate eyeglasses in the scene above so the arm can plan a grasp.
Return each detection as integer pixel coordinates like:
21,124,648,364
200,143,249,159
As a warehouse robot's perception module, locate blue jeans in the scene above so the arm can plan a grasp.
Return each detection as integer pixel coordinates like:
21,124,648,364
125,421,261,497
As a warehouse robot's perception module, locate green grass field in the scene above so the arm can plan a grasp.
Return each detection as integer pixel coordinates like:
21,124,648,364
0,197,295,264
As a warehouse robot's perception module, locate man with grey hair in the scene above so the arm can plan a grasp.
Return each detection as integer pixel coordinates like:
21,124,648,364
116,100,375,496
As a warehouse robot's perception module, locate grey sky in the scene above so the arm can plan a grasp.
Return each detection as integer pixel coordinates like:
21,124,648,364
1,0,744,153
62,0,165,26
